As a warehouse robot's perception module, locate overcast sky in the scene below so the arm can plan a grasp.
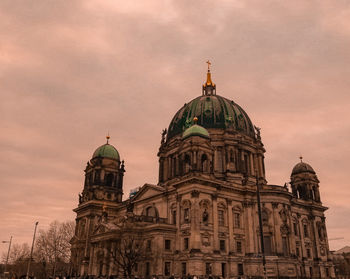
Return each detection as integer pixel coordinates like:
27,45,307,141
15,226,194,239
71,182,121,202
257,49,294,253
1,0,350,256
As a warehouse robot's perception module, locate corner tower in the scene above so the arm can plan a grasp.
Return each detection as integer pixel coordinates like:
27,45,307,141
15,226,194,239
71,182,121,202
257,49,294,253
71,136,125,275
290,157,321,203
81,136,125,203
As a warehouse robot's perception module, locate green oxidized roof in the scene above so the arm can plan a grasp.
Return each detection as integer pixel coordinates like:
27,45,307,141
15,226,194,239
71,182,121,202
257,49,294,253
92,144,120,160
167,94,255,140
182,124,210,139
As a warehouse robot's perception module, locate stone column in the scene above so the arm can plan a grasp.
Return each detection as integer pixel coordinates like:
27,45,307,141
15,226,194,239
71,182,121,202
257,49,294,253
227,199,234,253
212,194,219,250
176,195,181,251
249,153,254,176
191,190,201,249
243,201,255,254
272,203,280,254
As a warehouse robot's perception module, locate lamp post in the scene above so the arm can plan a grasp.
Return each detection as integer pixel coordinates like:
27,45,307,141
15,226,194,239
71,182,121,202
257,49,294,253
2,236,12,276
26,221,39,279
256,173,267,279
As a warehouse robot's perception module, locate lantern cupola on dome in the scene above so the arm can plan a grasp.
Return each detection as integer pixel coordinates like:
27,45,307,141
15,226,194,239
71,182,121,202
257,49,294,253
182,117,210,139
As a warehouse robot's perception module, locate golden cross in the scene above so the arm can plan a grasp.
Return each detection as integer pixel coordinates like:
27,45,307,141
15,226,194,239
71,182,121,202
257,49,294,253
206,60,211,71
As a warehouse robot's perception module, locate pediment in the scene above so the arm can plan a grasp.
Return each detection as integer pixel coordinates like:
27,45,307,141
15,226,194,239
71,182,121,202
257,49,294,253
132,183,165,201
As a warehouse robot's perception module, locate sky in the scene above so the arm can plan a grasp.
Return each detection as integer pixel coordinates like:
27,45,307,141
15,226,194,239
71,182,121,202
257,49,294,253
1,0,350,256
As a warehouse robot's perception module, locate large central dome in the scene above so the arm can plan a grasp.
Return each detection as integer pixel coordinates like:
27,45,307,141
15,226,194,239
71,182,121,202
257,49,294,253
167,68,255,140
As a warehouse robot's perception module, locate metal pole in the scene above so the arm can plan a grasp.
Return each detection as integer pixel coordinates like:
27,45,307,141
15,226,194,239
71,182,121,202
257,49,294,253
256,174,267,279
26,221,39,279
3,236,12,276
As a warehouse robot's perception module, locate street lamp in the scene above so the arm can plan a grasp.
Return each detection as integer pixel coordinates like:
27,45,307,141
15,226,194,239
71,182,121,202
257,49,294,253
2,236,12,276
255,173,267,279
26,221,39,279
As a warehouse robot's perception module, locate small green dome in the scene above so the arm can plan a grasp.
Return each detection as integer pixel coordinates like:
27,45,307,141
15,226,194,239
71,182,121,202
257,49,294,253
92,144,120,160
182,124,210,139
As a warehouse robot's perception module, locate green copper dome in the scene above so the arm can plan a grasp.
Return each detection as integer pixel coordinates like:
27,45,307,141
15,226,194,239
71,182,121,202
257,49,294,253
167,94,255,140
182,124,210,139
92,144,120,160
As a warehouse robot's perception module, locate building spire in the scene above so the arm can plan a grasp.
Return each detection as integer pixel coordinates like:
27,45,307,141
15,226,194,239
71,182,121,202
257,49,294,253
299,155,303,162
106,132,110,144
203,60,216,96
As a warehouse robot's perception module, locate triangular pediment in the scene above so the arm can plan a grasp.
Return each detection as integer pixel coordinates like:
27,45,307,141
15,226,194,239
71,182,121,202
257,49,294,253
131,183,165,201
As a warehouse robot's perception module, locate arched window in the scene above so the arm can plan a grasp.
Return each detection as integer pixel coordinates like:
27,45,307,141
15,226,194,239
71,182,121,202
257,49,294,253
146,206,157,217
262,210,269,225
201,154,208,172
184,154,191,173
105,173,114,186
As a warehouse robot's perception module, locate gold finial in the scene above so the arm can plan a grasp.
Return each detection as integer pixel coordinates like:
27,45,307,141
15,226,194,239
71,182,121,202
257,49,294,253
206,60,211,71
299,156,303,162
204,60,214,86
106,132,110,144
193,116,198,124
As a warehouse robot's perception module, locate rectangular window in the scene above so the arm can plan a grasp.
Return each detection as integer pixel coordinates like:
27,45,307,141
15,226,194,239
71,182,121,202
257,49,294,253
282,237,288,256
236,241,242,253
146,240,151,251
220,239,226,251
165,239,171,250
134,263,138,272
296,247,300,257
234,213,241,228
263,236,272,256
221,263,226,278
146,262,150,276
184,208,190,223
218,210,224,226
182,262,187,275
326,268,329,277
307,248,311,258
206,263,212,275
172,210,176,225
184,237,189,250
164,262,170,276
238,263,244,276
293,222,298,236
304,224,309,238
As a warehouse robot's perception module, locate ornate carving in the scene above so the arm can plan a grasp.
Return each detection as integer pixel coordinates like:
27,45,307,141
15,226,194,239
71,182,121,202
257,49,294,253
280,224,290,235
161,128,167,145
211,193,218,201
201,232,211,246
272,202,279,209
242,200,255,208
191,190,200,198
226,198,232,206
308,215,315,221
176,193,182,202
181,229,191,236
279,209,288,223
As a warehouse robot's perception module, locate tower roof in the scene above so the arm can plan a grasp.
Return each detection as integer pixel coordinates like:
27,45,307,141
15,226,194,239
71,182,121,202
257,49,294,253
291,161,315,175
92,137,120,160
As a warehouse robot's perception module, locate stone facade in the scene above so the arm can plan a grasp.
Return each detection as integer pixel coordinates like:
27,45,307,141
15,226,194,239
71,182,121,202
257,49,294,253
71,70,335,278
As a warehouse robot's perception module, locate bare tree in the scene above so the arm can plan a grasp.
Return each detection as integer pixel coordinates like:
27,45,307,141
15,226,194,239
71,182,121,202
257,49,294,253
1,243,31,277
106,215,149,278
35,220,75,277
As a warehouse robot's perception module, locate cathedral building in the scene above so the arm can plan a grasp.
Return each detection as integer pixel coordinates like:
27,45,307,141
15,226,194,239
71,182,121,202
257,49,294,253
71,66,335,278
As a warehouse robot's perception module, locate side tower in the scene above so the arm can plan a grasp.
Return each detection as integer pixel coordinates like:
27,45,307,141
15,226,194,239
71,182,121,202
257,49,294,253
290,158,334,278
71,137,125,276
